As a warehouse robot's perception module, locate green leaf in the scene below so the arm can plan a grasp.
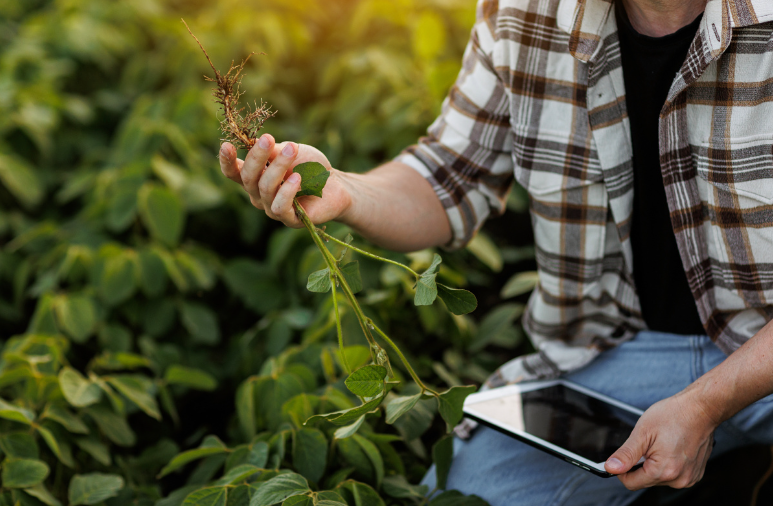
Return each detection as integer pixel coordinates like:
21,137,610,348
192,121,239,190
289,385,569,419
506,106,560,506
236,380,256,440
432,434,454,490
466,233,503,272
469,303,524,353
84,406,136,447
74,438,111,466
292,428,328,483
157,437,228,478
0,153,43,209
436,284,477,315
54,295,96,343
214,465,261,486
138,184,185,247
0,398,35,425
415,254,442,306
436,385,477,432
340,261,363,294
392,397,435,441
500,271,539,299
293,162,330,198
99,252,137,307
36,426,74,467
143,298,176,337
428,490,489,506
305,395,383,427
0,433,38,459
139,248,168,297
180,301,221,345
183,487,227,506
165,365,218,391
249,473,310,506
59,368,101,408
106,187,137,232
336,480,385,506
333,415,366,440
344,365,386,398
2,459,49,488
281,496,311,506
24,483,62,506
352,434,384,488
98,324,133,353
306,269,331,293
384,394,421,424
68,473,124,505
106,375,161,420
381,475,428,500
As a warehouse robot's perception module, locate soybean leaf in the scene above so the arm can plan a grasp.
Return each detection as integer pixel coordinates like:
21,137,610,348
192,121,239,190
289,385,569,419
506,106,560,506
333,415,365,440
138,248,168,297
83,406,136,447
226,441,269,471
344,365,386,398
428,490,489,506
317,492,347,504
292,428,328,483
0,433,38,459
74,438,111,466
384,394,421,424
432,434,454,490
469,303,524,353
315,502,347,506
42,404,88,434
68,473,125,505
24,483,62,506
215,465,262,486
157,436,228,478
54,295,96,343
293,162,329,198
182,486,227,506
138,184,184,248
0,398,35,425
436,385,477,432
381,475,428,500
36,426,74,467
59,368,101,408
180,301,221,345
249,473,310,506
165,365,218,391
306,269,331,293
500,271,539,299
466,233,503,272
2,459,49,488
236,380,256,440
392,397,436,441
99,253,137,307
436,284,477,315
281,496,311,506
352,434,384,488
340,261,362,294
305,395,383,427
336,480,385,506
106,375,161,420
415,254,442,306
0,153,43,209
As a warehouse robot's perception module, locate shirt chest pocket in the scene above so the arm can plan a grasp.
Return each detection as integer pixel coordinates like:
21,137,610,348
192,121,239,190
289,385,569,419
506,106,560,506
512,125,610,296
694,134,773,302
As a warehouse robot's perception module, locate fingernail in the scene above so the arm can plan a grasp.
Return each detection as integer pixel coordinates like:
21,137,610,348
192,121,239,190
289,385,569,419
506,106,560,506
259,135,270,149
288,173,301,184
282,143,295,157
607,458,623,471
220,145,228,157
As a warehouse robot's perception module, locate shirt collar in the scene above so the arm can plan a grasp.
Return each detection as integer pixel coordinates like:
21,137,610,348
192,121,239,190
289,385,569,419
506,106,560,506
557,0,773,62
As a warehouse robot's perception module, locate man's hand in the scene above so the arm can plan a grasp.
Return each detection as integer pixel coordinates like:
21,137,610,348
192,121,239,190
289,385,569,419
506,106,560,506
218,134,353,228
605,392,717,490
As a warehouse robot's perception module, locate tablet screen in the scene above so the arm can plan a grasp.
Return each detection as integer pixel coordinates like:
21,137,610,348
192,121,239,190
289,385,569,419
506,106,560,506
469,384,639,463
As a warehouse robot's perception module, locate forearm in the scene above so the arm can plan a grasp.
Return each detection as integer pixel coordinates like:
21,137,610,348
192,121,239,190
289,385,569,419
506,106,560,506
337,161,452,253
684,319,773,427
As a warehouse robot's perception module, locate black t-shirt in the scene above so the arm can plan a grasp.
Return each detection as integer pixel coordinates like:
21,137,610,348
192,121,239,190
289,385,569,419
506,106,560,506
616,3,706,335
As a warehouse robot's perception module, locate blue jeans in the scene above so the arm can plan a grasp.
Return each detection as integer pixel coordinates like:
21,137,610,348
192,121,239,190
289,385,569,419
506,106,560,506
422,331,773,506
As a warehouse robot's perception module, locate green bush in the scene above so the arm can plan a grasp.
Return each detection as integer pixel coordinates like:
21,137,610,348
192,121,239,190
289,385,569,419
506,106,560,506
0,0,536,505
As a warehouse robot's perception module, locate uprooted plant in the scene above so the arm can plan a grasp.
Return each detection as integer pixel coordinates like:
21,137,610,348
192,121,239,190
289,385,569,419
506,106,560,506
184,20,479,442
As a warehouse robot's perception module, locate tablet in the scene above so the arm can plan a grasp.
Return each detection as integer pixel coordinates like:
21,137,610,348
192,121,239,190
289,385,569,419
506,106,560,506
462,379,645,477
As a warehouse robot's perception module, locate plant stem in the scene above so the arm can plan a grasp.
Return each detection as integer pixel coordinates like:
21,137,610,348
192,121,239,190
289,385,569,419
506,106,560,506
316,228,420,278
369,321,438,396
329,270,350,373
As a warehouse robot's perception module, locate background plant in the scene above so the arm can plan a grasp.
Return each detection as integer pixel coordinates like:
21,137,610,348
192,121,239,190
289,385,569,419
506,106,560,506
0,0,537,505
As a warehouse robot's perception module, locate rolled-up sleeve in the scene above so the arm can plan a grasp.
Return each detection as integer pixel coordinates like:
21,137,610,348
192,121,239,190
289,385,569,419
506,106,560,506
395,0,513,249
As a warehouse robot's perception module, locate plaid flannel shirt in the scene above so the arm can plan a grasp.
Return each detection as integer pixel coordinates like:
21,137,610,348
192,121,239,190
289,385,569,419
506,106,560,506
397,0,773,388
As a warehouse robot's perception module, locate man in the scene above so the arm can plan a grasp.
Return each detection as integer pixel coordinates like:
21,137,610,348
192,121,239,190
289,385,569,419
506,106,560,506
219,0,773,503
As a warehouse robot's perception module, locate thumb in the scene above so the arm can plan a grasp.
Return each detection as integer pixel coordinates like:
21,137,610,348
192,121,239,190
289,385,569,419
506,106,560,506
605,433,646,474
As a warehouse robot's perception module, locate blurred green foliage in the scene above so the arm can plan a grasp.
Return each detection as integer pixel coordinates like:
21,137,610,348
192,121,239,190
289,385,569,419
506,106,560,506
0,0,536,504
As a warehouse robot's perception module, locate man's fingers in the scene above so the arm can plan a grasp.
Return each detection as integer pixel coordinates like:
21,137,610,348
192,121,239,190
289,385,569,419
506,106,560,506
241,134,276,196
259,142,298,210
219,143,243,184
606,431,647,475
271,172,303,227
617,465,659,491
